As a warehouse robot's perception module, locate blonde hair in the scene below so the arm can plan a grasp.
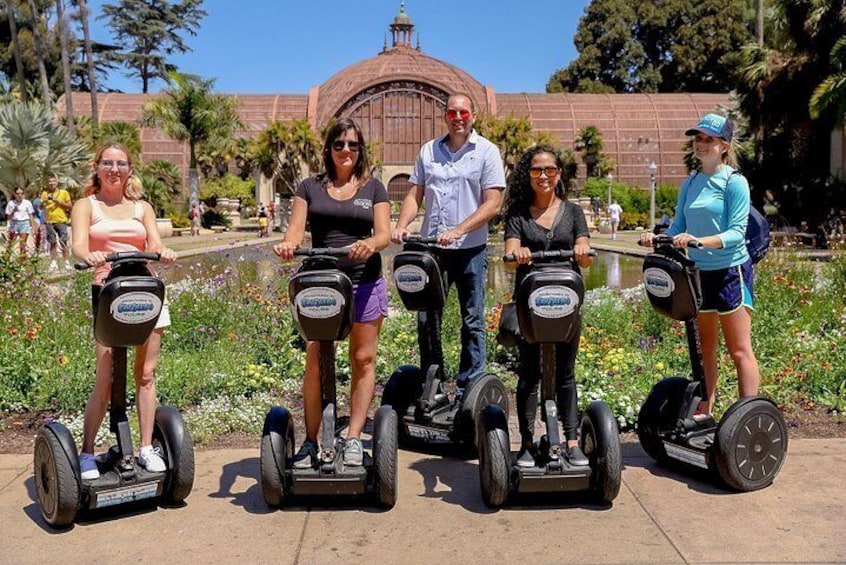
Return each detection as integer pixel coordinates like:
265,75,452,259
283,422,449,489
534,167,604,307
84,142,143,199
720,139,738,168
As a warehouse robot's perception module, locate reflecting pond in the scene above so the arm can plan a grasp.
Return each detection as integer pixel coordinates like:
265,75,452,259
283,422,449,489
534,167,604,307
157,241,645,294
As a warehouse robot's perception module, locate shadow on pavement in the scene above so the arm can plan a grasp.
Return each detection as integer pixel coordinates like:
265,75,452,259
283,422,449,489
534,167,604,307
621,441,736,495
408,456,490,513
208,456,272,514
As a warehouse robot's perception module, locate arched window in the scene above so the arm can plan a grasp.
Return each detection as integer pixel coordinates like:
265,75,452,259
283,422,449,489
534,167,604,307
387,174,412,202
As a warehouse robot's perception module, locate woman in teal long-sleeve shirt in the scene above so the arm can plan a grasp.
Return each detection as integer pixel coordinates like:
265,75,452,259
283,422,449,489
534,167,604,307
640,114,760,417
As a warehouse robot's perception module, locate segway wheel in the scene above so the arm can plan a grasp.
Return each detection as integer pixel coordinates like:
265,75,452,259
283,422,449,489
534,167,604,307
381,365,422,445
477,405,510,508
372,405,398,508
580,401,622,503
459,373,509,450
153,406,195,504
714,398,788,492
636,377,689,463
260,406,294,507
34,425,79,527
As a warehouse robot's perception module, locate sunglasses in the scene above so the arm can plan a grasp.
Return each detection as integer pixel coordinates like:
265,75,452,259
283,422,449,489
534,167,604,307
99,160,131,171
445,109,472,121
529,166,560,179
331,140,360,152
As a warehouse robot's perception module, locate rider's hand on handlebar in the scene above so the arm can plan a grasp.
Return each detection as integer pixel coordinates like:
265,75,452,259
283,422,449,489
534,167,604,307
639,232,655,247
273,240,299,260
391,226,408,244
512,246,533,265
348,238,376,261
574,241,593,267
156,246,176,264
436,227,463,247
84,251,109,268
672,233,698,249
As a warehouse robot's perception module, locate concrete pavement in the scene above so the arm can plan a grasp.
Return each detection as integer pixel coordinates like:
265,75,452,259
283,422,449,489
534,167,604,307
1,439,844,564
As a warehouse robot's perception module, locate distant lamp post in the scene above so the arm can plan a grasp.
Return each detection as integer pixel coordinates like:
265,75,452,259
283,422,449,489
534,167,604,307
606,172,613,207
648,160,658,231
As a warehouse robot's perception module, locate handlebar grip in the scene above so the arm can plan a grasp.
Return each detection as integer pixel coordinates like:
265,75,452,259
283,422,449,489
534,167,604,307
503,250,596,262
74,251,161,271
293,246,353,257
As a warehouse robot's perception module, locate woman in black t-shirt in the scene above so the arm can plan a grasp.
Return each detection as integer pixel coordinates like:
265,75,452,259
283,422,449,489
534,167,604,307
503,145,593,468
273,117,391,469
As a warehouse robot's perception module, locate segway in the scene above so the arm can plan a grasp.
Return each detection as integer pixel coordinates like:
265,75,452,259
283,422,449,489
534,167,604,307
637,235,788,491
34,251,194,528
260,247,398,508
381,236,508,451
478,250,621,507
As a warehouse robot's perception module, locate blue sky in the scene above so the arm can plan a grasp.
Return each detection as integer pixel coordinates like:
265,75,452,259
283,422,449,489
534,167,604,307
84,0,590,94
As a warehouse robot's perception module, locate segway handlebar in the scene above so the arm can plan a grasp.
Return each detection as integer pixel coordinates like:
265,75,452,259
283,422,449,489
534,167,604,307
638,235,704,249
74,251,161,271
293,246,353,258
503,249,597,262
401,235,440,245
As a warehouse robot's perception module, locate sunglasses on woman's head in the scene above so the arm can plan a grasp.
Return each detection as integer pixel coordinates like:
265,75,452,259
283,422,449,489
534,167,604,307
529,166,560,179
331,140,360,152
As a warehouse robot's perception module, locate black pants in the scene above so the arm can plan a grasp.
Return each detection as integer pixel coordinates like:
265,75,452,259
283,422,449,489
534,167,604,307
516,320,581,445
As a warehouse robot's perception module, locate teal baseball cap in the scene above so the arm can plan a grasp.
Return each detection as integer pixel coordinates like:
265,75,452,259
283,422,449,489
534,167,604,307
685,113,734,141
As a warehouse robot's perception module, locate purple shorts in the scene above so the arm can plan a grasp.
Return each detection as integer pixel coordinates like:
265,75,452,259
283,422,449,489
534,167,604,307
699,259,754,314
353,277,388,323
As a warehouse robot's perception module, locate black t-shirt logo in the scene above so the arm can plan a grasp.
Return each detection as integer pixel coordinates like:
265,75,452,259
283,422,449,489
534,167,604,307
353,198,372,210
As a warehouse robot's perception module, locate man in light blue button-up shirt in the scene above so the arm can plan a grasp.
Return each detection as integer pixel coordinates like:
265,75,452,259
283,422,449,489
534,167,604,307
393,93,505,395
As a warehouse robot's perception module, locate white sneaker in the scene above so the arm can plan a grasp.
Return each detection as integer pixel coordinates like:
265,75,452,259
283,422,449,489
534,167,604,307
79,452,100,480
64,259,73,270
138,445,167,473
48,260,58,272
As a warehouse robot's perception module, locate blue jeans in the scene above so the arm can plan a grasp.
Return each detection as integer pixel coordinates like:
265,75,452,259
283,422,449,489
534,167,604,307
417,245,487,388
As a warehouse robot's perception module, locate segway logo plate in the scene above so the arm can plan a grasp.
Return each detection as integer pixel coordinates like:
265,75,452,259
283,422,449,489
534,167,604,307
394,265,428,293
110,292,163,324
644,268,675,298
406,424,451,442
295,288,344,319
94,482,161,508
528,286,579,318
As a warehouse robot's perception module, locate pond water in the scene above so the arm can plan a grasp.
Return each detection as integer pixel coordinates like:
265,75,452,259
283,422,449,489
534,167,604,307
155,242,645,292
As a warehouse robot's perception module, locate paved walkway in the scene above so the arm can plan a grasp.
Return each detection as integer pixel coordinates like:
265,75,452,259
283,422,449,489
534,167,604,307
1,439,844,564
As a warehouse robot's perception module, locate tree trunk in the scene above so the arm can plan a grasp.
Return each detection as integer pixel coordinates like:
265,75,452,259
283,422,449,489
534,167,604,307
756,0,764,46
5,0,28,102
26,0,52,104
55,0,75,136
189,142,199,206
77,0,98,124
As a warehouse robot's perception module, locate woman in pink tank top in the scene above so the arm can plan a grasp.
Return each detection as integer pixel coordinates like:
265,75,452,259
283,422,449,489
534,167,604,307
70,143,177,480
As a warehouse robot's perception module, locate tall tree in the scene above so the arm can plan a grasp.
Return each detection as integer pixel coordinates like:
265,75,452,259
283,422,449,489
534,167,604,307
548,0,754,93
142,72,241,207
74,0,97,123
25,0,51,103
100,0,206,93
4,0,28,101
247,119,321,197
55,0,74,135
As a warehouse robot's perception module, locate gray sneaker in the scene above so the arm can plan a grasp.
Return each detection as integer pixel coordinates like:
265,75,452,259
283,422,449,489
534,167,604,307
292,439,318,469
343,438,363,467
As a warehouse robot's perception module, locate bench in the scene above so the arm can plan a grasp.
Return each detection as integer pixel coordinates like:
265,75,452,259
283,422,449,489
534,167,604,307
172,227,191,237
210,225,227,234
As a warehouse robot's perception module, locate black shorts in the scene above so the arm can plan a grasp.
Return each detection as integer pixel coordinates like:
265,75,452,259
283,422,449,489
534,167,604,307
699,259,754,314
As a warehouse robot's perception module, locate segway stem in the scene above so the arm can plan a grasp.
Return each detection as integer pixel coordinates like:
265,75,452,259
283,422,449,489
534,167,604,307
318,340,337,466
108,346,136,473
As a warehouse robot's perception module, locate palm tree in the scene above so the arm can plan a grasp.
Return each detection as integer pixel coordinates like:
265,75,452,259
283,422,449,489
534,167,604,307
0,100,89,194
247,119,321,198
5,0,28,101
55,0,75,136
141,72,242,207
810,37,846,125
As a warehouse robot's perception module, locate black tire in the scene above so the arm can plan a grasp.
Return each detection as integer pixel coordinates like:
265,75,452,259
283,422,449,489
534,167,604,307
714,398,788,492
477,405,510,508
458,373,509,449
636,377,689,463
381,365,422,445
153,406,195,504
581,401,622,503
260,406,294,507
372,405,399,508
33,425,79,527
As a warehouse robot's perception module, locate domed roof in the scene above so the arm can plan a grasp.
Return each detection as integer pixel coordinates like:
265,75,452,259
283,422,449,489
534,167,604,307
392,3,412,26
316,46,489,126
